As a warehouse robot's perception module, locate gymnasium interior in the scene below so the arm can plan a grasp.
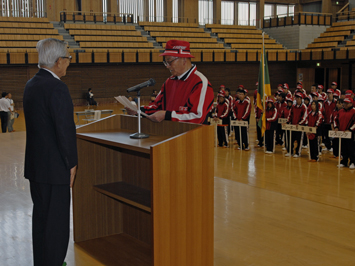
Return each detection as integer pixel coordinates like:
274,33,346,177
1,0,355,265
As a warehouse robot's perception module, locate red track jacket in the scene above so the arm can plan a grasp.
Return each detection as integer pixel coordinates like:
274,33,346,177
142,65,214,124
287,103,308,125
233,96,251,120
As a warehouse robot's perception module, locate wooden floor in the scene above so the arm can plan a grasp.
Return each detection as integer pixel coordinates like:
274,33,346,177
1,103,355,265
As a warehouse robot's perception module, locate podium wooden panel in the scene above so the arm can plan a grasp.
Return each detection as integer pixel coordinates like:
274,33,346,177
74,115,214,266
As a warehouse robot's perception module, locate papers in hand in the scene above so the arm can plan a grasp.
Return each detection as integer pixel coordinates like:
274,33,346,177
114,96,148,117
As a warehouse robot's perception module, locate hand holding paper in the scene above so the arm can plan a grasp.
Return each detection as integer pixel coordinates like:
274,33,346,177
114,96,148,117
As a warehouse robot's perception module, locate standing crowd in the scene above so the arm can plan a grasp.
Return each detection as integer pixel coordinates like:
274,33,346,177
211,81,355,169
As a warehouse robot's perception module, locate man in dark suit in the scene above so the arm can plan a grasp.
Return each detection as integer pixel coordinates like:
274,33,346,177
23,38,78,266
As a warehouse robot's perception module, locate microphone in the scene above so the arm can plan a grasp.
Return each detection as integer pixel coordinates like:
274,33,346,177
127,78,156,93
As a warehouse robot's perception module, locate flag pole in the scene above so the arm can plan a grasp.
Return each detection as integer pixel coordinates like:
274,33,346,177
262,32,266,153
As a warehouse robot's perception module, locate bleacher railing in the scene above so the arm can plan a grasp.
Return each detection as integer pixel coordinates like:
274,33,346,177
335,10,355,21
60,11,134,24
263,12,332,28
60,11,197,24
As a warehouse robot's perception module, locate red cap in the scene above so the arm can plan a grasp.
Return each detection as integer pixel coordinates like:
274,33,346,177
345,90,354,96
220,85,225,88
297,84,303,89
266,97,274,103
218,92,225,98
218,90,225,96
295,92,304,99
159,40,194,58
333,91,340,97
327,89,334,94
238,87,248,94
331,82,338,86
278,84,283,88
344,97,353,104
311,91,319,98
283,83,289,90
318,85,324,90
255,82,259,86
286,96,293,102
297,81,303,85
318,95,325,101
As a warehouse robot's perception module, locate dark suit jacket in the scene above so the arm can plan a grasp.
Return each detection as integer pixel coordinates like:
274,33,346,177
23,69,78,185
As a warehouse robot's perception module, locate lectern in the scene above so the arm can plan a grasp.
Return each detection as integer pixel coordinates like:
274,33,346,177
73,115,214,266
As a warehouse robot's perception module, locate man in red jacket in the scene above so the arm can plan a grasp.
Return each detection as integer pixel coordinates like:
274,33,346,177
334,97,355,168
127,40,214,124
233,86,251,150
286,92,308,158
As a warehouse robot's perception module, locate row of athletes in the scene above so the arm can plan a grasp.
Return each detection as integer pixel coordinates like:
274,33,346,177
211,83,355,169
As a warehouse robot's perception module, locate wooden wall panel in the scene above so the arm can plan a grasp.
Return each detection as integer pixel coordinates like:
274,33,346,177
10,53,25,64
152,52,163,62
124,52,136,63
324,51,334,60
78,53,92,63
94,52,108,63
27,53,38,64
202,52,213,62
214,52,224,62
349,49,355,59
109,52,122,63
0,53,7,64
225,52,235,62
138,52,150,63
336,50,347,60
191,51,201,62
312,51,322,60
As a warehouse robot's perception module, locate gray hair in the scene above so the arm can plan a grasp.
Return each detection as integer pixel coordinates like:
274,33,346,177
37,38,68,68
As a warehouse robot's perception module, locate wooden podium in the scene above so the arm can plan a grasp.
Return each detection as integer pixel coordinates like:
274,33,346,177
73,115,214,266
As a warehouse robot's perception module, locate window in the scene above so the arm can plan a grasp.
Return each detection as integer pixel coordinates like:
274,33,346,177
172,0,178,22
264,4,273,19
221,1,234,25
199,0,213,25
249,2,256,26
119,0,145,23
2,0,35,17
238,2,248,25
277,5,287,17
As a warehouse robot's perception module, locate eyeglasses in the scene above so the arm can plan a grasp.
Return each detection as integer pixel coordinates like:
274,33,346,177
56,55,72,62
61,55,72,62
163,57,179,67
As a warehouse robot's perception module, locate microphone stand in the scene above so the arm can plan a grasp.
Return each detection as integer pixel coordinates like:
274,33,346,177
130,90,149,139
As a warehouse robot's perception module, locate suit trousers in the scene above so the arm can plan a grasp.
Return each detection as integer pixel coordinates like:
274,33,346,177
0,111,8,133
29,181,70,266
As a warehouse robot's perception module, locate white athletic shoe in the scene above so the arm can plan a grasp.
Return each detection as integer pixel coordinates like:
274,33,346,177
265,151,273,154
293,154,299,158
350,163,355,170
285,153,290,157
302,145,308,149
321,143,325,147
282,147,286,151
337,164,345,168
322,147,328,151
329,148,333,152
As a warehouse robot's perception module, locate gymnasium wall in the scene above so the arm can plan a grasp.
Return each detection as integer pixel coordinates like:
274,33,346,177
0,61,297,107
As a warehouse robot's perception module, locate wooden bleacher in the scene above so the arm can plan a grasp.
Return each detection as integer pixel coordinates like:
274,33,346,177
0,17,61,52
306,20,355,49
140,21,223,50
65,23,154,50
206,24,285,51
